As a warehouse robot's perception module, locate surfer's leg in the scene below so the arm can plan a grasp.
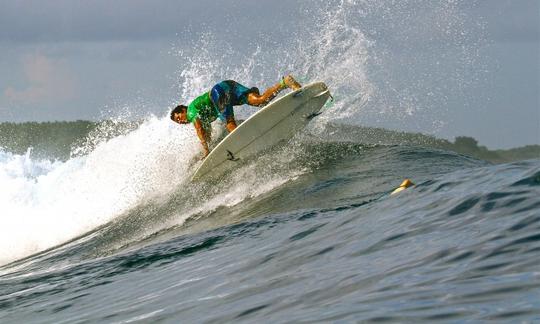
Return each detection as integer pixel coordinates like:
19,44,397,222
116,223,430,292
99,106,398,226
283,75,302,90
246,83,282,107
246,75,302,107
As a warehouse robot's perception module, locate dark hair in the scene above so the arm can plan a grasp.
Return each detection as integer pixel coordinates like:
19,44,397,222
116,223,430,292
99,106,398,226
170,105,187,121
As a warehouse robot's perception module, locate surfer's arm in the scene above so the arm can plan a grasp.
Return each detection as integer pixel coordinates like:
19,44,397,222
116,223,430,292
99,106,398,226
193,118,210,157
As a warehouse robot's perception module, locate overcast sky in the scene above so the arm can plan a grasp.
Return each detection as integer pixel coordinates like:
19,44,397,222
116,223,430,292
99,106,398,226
0,0,538,149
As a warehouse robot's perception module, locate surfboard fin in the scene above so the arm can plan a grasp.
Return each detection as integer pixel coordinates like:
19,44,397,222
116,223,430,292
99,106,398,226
226,150,240,161
305,112,322,120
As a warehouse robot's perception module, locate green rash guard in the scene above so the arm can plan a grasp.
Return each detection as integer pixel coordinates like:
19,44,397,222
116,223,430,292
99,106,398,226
187,92,217,124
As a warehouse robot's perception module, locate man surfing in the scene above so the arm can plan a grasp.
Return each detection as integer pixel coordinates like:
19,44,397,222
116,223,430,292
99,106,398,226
170,75,302,157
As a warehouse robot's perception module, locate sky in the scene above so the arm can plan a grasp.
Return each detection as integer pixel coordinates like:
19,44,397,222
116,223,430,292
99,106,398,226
0,0,538,149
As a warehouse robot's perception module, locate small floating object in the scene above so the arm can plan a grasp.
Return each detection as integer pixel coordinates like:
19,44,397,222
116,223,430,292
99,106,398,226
391,179,415,195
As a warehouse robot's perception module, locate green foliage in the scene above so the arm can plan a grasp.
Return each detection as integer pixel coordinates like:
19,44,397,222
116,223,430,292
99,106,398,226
324,123,539,164
0,120,139,161
0,120,96,160
0,121,538,164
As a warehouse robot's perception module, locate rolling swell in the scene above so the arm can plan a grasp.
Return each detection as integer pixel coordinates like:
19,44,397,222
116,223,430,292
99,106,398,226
1,137,538,322
69,142,488,261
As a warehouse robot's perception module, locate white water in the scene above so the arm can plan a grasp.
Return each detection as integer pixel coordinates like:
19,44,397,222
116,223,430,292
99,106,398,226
0,116,299,266
1,0,482,266
0,117,199,265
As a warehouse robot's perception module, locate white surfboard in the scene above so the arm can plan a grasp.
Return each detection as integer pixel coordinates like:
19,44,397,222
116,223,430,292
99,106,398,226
191,81,331,181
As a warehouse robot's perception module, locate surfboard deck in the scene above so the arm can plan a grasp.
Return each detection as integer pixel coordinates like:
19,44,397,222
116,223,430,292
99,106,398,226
191,81,331,181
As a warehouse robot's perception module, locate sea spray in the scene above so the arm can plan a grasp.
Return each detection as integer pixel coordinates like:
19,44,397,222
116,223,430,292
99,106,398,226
0,117,197,266
0,115,304,265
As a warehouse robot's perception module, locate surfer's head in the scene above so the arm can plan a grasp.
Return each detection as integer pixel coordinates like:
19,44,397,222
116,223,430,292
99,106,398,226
170,105,188,124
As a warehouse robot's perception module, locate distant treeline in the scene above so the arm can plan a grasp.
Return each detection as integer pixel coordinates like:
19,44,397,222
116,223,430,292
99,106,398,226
0,120,139,160
0,120,538,163
324,123,540,164
449,136,540,163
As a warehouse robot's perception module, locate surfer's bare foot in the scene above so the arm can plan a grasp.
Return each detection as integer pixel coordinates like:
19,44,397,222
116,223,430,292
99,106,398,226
283,75,302,90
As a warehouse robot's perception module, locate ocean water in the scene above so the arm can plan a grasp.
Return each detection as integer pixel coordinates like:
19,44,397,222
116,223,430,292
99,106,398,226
1,120,539,323
2,0,540,322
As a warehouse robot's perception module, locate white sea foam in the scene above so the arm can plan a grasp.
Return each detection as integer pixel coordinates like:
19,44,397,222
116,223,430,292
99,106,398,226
0,117,199,266
0,115,298,266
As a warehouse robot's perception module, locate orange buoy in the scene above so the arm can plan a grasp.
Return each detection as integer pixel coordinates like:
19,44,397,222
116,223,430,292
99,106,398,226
391,179,414,195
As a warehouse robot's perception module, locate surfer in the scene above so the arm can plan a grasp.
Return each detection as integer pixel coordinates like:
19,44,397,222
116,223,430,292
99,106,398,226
170,76,302,157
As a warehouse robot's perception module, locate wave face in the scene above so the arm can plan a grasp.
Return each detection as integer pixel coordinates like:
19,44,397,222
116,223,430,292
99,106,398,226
1,139,539,322
1,0,539,322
